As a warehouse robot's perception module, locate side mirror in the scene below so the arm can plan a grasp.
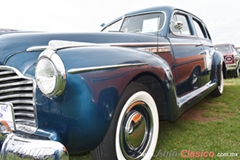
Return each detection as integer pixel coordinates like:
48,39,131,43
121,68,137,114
174,21,183,30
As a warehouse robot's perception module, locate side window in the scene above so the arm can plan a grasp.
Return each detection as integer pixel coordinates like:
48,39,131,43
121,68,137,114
193,19,206,38
171,14,191,36
205,28,212,40
102,19,122,32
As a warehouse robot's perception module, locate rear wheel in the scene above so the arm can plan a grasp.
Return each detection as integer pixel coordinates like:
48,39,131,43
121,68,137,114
212,67,224,96
91,83,159,160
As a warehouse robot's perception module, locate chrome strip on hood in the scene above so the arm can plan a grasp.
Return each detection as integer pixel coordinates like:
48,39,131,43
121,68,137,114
68,63,148,74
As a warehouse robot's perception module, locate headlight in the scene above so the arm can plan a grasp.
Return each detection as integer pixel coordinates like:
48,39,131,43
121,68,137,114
35,49,66,97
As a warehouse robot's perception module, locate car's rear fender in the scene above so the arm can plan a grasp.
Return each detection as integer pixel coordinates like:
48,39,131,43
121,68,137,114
210,51,225,83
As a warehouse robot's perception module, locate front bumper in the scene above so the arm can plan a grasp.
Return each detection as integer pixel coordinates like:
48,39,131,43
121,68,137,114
0,121,69,160
226,63,238,71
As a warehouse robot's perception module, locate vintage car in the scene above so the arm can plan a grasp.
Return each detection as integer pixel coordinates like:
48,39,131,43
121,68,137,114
235,44,240,53
214,43,240,78
0,6,225,160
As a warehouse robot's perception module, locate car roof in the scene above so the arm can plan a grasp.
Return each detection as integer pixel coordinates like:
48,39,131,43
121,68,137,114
124,5,195,17
124,6,175,16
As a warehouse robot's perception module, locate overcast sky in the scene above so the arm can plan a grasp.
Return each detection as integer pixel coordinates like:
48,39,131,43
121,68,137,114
1,0,240,46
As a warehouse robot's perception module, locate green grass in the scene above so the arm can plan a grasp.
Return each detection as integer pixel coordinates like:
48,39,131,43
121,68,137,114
71,78,240,160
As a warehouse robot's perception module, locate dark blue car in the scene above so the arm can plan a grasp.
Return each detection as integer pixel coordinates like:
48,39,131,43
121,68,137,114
0,6,225,160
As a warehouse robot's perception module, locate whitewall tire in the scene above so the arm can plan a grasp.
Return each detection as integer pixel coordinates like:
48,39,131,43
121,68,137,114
91,83,159,160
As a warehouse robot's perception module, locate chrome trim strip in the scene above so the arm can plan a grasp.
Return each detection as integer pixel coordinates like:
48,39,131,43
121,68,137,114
14,106,34,111
0,70,14,75
0,93,33,100
0,80,33,88
170,42,205,46
27,41,170,53
31,41,202,49
110,42,167,47
140,46,171,53
68,63,148,74
0,76,23,81
15,119,35,123
49,40,99,50
178,81,216,108
1,133,69,160
0,87,33,94
27,40,107,52
14,113,34,118
4,100,33,104
26,46,48,52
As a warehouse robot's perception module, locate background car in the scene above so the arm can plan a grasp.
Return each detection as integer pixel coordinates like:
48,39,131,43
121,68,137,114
0,6,225,160
215,43,240,78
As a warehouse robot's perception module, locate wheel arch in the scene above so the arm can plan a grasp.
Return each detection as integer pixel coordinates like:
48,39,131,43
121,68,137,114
131,72,169,120
210,51,226,82
222,61,227,79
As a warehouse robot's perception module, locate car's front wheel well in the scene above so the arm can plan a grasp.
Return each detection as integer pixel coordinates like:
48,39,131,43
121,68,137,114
132,73,168,120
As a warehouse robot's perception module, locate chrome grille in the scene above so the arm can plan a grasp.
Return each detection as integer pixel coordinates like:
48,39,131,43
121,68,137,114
0,66,36,131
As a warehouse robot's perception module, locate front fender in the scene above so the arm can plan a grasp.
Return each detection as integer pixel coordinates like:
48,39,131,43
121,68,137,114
34,46,172,153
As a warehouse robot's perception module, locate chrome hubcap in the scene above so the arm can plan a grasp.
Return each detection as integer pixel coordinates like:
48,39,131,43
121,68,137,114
120,101,153,159
125,111,146,149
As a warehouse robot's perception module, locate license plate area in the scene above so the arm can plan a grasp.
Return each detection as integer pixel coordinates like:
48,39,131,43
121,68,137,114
0,102,15,130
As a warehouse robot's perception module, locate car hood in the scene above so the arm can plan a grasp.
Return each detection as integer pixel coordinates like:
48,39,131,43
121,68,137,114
0,32,161,65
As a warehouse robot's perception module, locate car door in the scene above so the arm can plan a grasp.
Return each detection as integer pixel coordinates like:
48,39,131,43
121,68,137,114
191,16,215,83
167,11,206,96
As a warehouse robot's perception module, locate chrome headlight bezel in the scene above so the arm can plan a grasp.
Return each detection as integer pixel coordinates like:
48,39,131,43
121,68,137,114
35,48,66,97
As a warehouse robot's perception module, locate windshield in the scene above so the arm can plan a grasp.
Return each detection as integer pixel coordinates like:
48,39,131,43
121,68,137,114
120,13,164,33
215,45,232,53
102,12,165,33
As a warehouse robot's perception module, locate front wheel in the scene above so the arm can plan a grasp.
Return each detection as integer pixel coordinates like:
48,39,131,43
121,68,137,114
91,83,159,160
